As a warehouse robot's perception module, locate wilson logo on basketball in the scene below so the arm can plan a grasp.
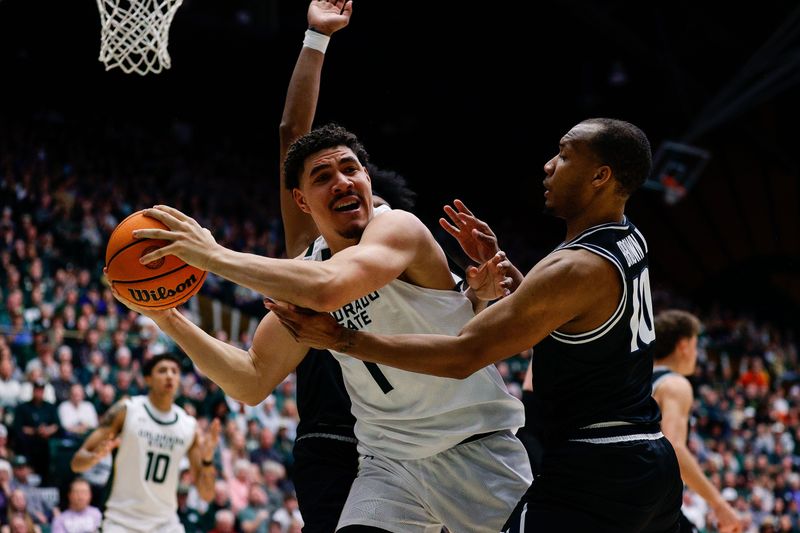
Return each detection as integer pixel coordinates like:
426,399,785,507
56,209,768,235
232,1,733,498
141,246,165,270
127,274,198,303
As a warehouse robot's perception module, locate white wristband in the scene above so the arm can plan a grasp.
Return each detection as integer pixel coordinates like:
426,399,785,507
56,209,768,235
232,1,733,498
303,29,330,54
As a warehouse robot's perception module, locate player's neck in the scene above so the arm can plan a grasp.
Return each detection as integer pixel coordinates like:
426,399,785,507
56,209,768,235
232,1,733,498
654,355,685,376
564,205,625,242
147,391,174,412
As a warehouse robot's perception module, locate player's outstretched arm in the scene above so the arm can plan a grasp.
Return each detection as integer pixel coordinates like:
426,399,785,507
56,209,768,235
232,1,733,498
71,400,125,473
136,207,435,313
280,0,353,257
188,418,221,502
107,279,308,406
267,248,613,378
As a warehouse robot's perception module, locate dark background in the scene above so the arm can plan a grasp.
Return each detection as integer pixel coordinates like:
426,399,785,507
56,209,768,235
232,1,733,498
2,0,800,324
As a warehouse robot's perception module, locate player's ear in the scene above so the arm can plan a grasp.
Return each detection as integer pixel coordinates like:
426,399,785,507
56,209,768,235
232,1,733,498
591,165,613,188
292,188,311,214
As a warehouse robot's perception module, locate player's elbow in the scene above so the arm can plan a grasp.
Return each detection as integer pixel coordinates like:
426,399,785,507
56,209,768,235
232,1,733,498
239,390,268,407
307,276,348,312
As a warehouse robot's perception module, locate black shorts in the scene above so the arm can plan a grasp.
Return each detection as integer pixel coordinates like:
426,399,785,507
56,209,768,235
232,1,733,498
503,436,682,533
292,434,359,533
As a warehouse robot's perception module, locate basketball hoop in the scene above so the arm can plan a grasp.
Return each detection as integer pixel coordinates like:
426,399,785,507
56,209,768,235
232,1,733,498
96,0,184,75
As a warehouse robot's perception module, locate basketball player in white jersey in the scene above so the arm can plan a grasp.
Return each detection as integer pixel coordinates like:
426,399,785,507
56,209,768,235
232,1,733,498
110,122,531,531
71,354,220,533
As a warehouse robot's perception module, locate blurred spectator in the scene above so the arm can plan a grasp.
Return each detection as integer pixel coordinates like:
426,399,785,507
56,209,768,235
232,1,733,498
50,478,101,533
50,360,76,404
5,478,44,528
12,383,59,482
0,360,21,409
177,483,202,533
228,459,253,514
209,509,235,533
270,493,302,533
238,485,270,533
57,383,98,437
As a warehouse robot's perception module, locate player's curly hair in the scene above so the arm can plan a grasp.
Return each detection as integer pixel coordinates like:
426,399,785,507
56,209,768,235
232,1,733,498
284,123,370,190
580,118,652,196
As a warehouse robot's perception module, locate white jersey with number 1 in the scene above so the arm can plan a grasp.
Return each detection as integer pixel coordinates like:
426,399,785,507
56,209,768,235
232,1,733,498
103,395,196,531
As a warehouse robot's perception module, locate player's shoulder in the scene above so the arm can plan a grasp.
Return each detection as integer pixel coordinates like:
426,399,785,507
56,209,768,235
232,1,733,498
656,373,693,400
365,208,430,241
540,247,618,284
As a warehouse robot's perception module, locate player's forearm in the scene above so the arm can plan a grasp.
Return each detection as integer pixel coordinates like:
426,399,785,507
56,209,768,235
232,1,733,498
70,448,101,473
206,249,339,311
336,329,489,379
280,47,324,148
673,443,727,508
156,310,269,405
195,465,216,502
279,47,326,258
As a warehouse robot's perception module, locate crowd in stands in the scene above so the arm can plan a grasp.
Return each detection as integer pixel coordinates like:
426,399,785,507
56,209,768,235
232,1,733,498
1,118,800,532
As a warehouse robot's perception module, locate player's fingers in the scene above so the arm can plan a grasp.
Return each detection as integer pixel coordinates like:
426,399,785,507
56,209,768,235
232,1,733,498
453,199,474,216
132,228,176,241
141,207,183,229
277,319,300,340
342,0,352,16
153,205,194,223
442,205,462,226
139,243,175,264
439,217,460,238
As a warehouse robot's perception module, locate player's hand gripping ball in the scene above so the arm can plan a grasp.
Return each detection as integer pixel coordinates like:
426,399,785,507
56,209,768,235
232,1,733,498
105,211,206,309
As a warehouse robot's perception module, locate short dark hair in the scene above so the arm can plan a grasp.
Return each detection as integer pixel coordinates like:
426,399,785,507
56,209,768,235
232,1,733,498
143,353,182,377
653,310,701,360
580,118,652,196
283,124,370,190
366,164,417,211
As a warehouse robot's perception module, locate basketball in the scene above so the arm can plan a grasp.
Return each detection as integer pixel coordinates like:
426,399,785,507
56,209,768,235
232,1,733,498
105,211,206,310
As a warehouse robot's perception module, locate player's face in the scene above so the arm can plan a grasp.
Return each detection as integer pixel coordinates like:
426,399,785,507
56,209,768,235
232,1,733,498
293,146,373,241
542,123,603,218
146,360,180,397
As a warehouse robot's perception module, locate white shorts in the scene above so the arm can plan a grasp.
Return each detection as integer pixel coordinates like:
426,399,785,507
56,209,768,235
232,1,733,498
337,429,532,533
102,517,185,533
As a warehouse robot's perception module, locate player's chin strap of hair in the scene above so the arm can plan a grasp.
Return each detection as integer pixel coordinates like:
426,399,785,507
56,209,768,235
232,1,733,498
304,27,330,54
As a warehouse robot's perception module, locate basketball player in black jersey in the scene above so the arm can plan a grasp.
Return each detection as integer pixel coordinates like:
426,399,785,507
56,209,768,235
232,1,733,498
653,310,743,533
268,118,684,532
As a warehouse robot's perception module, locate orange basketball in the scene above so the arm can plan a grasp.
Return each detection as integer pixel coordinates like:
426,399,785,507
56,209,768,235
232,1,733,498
105,210,206,310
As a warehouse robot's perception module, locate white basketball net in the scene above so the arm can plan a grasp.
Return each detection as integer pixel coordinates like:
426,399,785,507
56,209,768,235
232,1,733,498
96,0,184,75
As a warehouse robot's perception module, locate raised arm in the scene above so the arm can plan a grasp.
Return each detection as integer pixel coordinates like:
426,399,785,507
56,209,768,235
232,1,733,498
70,400,125,473
187,418,221,502
267,248,620,378
280,0,353,257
